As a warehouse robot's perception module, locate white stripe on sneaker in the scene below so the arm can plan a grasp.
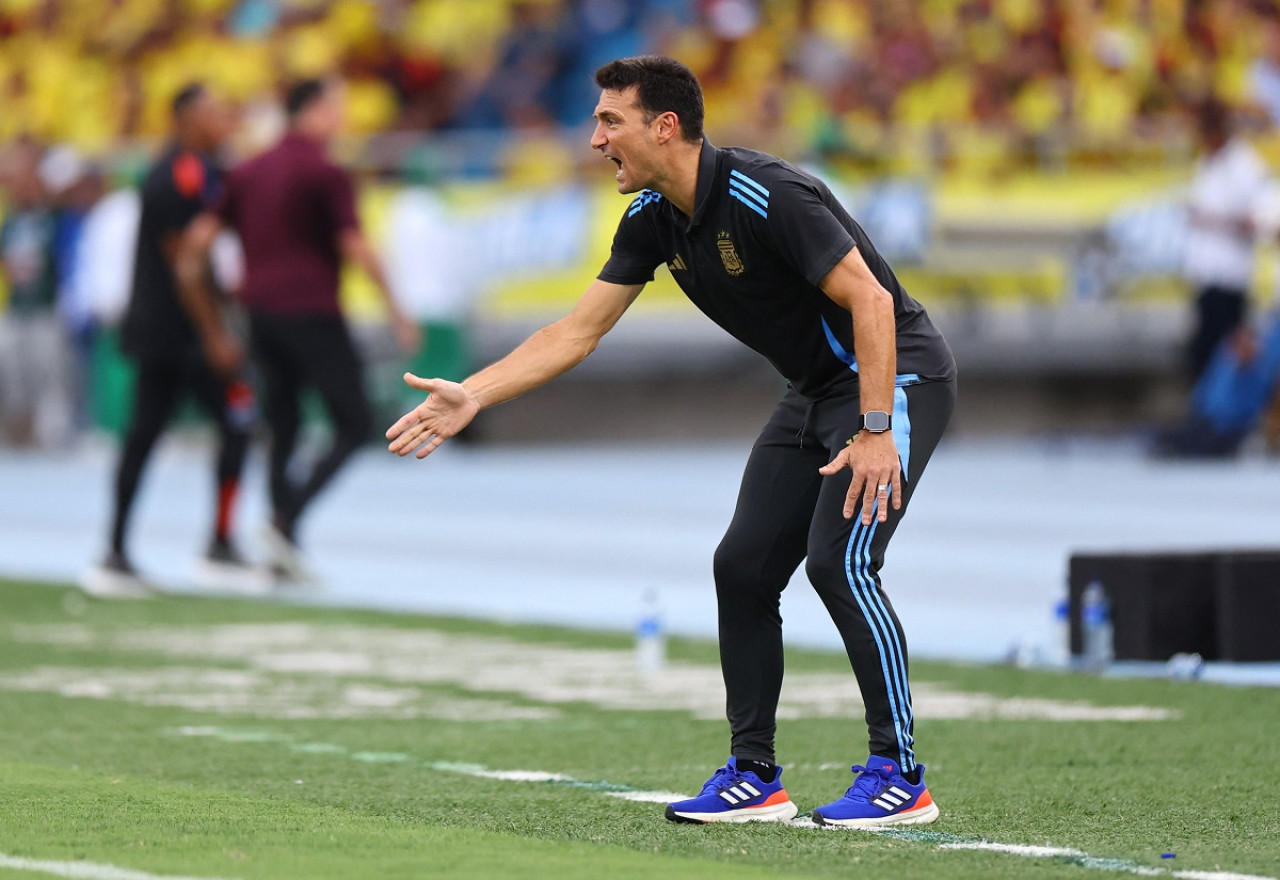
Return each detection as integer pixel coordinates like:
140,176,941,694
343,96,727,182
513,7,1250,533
740,782,761,798
720,791,738,805
880,792,904,807
888,786,911,800
729,786,749,801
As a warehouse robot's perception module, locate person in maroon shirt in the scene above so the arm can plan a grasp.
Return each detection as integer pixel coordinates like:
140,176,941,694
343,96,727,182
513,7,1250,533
179,77,418,580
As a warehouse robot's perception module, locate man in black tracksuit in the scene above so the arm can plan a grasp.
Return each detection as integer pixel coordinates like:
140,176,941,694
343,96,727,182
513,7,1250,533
86,83,255,598
386,56,956,828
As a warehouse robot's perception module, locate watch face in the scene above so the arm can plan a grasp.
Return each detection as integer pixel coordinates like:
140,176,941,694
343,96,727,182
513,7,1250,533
863,411,891,432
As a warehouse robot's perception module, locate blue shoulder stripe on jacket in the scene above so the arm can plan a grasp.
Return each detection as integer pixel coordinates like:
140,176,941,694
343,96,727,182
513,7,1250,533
728,181,768,210
627,189,663,217
727,169,770,218
729,169,770,198
728,189,767,218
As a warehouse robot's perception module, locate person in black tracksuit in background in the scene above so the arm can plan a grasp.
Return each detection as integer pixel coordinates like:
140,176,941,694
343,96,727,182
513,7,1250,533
85,83,256,598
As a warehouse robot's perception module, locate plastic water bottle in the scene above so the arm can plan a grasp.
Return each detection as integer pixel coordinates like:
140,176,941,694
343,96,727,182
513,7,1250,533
1166,652,1204,681
635,588,666,674
1050,597,1071,668
1081,580,1113,673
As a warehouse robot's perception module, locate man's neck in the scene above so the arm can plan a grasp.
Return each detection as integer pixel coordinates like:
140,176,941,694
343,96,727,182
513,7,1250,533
175,130,206,155
288,124,326,146
651,139,704,218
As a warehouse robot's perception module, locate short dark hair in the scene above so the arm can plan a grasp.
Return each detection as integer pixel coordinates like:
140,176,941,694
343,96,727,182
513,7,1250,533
285,77,331,118
172,82,207,118
1194,94,1231,138
594,56,704,142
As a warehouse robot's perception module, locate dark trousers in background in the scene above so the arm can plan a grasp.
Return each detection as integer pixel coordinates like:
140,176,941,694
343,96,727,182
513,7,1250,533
111,350,251,555
1189,285,1248,383
714,379,956,773
249,312,373,542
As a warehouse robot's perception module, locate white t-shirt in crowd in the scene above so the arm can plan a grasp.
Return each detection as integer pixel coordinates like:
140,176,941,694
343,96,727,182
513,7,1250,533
1183,137,1269,291
73,188,139,324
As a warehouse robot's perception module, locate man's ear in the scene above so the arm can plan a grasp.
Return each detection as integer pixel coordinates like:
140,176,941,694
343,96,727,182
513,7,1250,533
654,111,680,145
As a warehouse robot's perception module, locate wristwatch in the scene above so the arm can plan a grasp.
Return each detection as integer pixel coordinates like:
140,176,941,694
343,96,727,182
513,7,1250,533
858,411,892,433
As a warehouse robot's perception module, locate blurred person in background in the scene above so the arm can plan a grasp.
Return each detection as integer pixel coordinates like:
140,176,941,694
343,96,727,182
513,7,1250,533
181,76,419,582
460,0,569,130
1245,12,1280,130
1157,175,1280,459
42,145,107,436
387,55,955,828
83,83,258,599
1182,95,1268,385
0,141,73,448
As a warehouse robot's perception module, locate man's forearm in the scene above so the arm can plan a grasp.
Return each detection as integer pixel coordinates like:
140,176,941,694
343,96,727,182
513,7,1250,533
174,250,224,346
850,287,897,416
340,229,402,313
819,248,898,418
173,214,227,347
360,248,396,309
461,321,596,410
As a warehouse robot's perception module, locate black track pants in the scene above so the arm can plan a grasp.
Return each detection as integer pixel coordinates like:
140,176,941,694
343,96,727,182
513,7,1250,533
249,312,373,540
111,351,251,555
714,378,956,772
1189,285,1248,383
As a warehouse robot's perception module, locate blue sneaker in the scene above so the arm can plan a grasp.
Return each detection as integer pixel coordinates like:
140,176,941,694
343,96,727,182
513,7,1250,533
811,757,939,827
665,757,798,824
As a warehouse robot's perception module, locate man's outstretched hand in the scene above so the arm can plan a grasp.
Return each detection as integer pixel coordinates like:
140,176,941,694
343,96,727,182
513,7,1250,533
386,373,480,459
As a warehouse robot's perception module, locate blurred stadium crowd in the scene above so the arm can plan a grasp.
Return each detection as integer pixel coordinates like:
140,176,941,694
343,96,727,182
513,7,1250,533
6,0,1280,169
6,0,1280,449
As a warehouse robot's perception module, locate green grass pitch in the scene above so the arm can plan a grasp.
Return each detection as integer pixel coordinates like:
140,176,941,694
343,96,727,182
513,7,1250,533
0,579,1276,880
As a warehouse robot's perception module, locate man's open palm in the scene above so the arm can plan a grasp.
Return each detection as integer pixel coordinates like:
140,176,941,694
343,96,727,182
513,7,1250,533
386,374,480,459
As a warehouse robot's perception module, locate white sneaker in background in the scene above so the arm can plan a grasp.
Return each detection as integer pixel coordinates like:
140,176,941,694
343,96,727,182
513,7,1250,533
80,553,158,600
260,523,320,586
195,539,275,596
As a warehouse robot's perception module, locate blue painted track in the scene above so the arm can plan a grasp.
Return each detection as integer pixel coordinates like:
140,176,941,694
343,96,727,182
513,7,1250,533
2,435,1278,671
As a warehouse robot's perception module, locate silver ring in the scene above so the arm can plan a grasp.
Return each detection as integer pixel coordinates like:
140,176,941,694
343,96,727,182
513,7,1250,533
877,484,888,492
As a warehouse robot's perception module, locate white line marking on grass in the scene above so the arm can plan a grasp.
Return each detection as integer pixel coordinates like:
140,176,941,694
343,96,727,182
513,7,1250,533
165,727,1278,880
469,770,573,783
290,742,347,754
0,852,235,880
603,790,693,804
350,752,411,763
0,665,557,722
935,840,1277,880
15,624,1176,723
940,841,1085,857
817,830,1278,880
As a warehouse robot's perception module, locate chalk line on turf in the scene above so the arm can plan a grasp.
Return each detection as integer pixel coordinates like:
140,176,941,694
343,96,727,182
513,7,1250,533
167,726,1278,880
0,852,235,880
9,623,1178,723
